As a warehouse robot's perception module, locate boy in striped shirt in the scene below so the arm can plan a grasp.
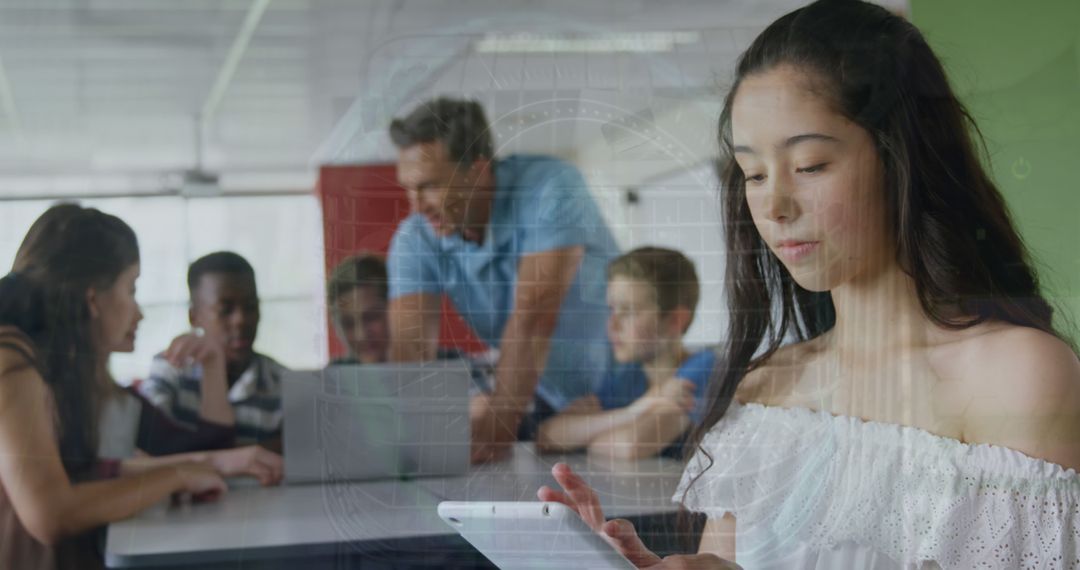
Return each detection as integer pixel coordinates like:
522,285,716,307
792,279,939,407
139,251,287,449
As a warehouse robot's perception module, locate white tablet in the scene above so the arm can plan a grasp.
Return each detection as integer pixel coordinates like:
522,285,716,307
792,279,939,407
438,501,636,569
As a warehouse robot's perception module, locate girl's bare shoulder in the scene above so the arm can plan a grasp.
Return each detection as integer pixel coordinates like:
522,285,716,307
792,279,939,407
736,335,829,405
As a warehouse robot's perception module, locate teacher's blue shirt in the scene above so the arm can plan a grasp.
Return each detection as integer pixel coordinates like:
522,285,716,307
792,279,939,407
388,155,619,410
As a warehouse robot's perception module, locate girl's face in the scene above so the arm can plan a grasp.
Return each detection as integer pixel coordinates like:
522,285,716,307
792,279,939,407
90,263,143,354
731,65,891,292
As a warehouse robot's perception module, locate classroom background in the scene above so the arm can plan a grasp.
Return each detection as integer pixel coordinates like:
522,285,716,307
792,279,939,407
0,0,1075,383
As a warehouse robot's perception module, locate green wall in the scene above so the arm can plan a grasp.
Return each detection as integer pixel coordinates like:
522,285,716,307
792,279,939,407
911,0,1080,341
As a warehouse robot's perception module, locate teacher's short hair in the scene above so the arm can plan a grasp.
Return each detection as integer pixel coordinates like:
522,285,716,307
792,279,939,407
389,97,494,164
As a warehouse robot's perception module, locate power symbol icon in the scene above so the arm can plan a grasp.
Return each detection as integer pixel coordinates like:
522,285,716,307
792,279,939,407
1011,157,1032,180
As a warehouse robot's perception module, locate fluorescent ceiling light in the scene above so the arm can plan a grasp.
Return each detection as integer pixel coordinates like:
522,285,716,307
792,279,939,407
474,31,701,54
0,170,316,199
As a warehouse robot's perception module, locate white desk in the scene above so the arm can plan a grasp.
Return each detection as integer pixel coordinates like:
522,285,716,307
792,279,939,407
105,444,686,568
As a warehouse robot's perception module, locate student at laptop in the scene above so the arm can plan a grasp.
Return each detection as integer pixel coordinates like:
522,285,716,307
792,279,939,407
387,98,619,461
139,252,287,449
0,205,277,569
325,254,496,392
326,254,390,365
537,247,715,460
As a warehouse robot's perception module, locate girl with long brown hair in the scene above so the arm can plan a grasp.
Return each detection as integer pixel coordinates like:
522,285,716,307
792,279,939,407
0,204,280,569
538,1,1080,567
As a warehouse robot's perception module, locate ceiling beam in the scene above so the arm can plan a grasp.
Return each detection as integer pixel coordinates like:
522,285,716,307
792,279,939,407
0,54,23,141
200,0,272,128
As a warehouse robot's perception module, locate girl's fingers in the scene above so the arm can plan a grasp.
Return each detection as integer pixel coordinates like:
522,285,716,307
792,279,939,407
550,463,606,530
262,457,284,483
238,456,275,486
602,519,664,567
192,489,223,503
248,463,270,485
536,485,574,509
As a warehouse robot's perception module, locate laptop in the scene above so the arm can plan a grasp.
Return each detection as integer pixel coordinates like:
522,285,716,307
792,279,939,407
282,361,471,484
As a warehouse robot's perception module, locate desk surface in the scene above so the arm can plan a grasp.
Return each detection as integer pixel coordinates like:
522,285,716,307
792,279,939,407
105,443,686,568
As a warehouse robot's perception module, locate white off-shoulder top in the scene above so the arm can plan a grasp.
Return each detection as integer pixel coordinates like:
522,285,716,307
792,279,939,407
673,401,1080,569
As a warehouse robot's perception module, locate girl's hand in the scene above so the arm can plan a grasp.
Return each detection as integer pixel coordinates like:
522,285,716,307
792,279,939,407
173,462,227,502
650,554,743,569
208,445,284,486
537,463,743,569
537,463,663,567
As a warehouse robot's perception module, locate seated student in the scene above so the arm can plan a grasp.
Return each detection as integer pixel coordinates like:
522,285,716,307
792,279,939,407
537,247,715,460
138,252,287,449
326,254,391,365
325,255,497,391
0,204,278,570
97,322,282,473
99,383,281,484
101,376,237,457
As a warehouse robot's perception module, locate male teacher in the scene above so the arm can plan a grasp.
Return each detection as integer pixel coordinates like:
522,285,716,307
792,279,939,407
386,97,619,462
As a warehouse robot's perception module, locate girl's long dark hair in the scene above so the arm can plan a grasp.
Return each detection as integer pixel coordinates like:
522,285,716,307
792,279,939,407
685,0,1066,491
0,203,139,479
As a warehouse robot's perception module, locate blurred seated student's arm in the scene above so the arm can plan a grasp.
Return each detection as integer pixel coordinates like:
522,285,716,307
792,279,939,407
168,331,234,426
130,388,235,455
535,395,607,451
536,389,682,454
119,444,282,487
587,377,696,460
0,343,225,546
589,350,715,460
123,388,280,485
138,331,236,429
537,377,696,460
255,432,283,454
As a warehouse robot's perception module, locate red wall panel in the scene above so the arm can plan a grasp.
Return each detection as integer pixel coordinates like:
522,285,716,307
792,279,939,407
316,163,488,359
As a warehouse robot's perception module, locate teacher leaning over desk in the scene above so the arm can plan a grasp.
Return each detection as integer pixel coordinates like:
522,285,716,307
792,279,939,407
385,97,620,463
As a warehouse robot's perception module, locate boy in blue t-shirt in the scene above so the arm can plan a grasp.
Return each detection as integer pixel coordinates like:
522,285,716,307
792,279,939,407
537,247,715,460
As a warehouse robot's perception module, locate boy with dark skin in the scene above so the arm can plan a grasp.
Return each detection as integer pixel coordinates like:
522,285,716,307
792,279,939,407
140,252,287,450
191,270,261,387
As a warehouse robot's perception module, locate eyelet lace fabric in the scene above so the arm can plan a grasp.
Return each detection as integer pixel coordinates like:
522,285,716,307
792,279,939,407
673,401,1080,569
